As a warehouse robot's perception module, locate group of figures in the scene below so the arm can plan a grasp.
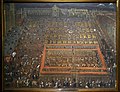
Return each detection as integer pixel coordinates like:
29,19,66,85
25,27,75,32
4,5,116,89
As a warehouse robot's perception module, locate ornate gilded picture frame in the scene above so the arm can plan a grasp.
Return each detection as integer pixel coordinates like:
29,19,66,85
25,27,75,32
2,0,119,92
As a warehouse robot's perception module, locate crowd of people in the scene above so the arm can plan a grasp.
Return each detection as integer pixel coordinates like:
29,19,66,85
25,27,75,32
45,50,102,68
4,7,116,89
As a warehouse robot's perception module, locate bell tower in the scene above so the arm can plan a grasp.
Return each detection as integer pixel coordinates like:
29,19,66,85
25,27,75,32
10,3,15,27
5,3,15,33
52,5,59,17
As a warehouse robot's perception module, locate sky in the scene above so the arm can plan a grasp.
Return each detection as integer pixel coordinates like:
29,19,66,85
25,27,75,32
14,3,116,10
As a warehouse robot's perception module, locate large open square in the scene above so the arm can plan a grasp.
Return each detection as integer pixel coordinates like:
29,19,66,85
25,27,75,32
3,3,117,90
